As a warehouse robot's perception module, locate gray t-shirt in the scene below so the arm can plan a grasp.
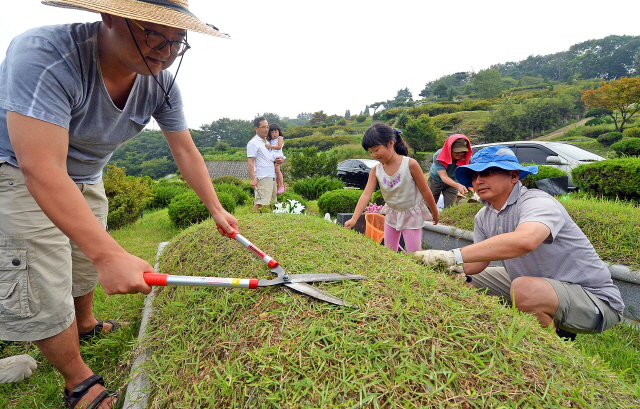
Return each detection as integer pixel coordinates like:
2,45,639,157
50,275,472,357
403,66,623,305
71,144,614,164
0,22,188,183
473,182,624,313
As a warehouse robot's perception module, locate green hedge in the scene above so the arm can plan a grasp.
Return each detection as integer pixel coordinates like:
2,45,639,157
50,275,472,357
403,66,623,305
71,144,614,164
291,176,345,200
104,165,154,229
597,132,623,146
285,134,355,151
214,182,250,205
317,189,363,216
611,138,640,156
168,190,236,228
520,165,567,189
148,180,190,209
572,158,640,201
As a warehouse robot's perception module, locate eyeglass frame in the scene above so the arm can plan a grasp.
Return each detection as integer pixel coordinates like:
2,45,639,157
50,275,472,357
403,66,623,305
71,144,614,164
256,125,270,129
469,167,510,181
129,19,191,57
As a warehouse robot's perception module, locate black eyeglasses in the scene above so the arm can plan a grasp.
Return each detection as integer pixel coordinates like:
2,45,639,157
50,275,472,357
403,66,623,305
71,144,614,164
470,168,502,181
130,19,191,56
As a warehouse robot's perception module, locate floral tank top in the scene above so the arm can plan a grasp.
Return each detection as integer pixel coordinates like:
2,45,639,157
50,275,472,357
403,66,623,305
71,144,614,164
375,156,432,230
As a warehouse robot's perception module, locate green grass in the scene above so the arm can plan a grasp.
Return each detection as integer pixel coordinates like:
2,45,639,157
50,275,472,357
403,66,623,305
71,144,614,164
0,208,183,409
3,208,638,408
139,214,638,408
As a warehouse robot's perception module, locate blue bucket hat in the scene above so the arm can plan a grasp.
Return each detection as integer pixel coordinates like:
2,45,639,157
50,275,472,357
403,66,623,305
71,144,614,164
455,146,538,187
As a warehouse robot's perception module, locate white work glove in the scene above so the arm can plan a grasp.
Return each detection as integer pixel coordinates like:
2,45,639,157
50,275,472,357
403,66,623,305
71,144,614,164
449,265,467,281
414,250,456,266
0,354,37,384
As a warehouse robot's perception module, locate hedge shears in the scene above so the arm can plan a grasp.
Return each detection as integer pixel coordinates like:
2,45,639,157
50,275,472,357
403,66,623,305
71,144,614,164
143,227,366,308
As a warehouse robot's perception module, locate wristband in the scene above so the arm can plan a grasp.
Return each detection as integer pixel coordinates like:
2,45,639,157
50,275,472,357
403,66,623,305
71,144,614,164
452,248,464,265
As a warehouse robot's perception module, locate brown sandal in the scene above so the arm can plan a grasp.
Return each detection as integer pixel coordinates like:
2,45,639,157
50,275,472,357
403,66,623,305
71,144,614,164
63,374,123,409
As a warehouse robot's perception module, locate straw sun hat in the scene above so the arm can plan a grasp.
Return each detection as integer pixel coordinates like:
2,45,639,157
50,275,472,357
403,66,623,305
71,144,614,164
42,0,229,39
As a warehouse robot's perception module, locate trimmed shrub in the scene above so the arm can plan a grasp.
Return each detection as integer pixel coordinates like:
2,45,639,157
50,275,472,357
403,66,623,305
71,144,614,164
168,191,210,228
355,115,368,123
276,190,308,209
580,125,613,139
285,135,353,151
597,132,623,146
291,176,345,200
623,127,640,138
611,138,640,157
148,181,190,209
288,147,338,179
317,189,362,216
585,117,606,126
212,175,245,186
214,182,250,205
572,158,640,200
520,165,567,189
103,165,154,229
371,189,385,205
287,126,315,139
169,190,236,228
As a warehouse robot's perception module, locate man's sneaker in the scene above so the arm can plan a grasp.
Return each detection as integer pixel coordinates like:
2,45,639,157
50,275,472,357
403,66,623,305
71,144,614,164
277,187,286,195
556,328,577,341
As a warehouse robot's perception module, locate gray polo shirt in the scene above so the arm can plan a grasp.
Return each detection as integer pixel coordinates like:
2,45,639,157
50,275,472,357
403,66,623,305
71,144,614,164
473,182,624,313
0,22,187,183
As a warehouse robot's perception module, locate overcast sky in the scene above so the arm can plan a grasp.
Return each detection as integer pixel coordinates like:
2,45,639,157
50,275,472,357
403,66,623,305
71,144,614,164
1,1,639,129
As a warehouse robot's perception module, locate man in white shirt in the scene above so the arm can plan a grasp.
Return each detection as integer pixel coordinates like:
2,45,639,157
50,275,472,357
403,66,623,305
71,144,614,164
247,117,283,210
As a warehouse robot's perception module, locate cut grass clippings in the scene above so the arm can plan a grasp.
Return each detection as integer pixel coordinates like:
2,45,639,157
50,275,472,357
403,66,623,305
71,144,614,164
140,213,639,408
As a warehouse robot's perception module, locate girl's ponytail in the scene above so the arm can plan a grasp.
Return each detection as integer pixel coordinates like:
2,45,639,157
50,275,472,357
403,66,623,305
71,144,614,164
363,122,410,156
392,128,410,156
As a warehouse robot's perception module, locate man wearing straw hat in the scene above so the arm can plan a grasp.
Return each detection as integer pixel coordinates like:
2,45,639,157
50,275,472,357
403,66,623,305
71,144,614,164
0,1,236,407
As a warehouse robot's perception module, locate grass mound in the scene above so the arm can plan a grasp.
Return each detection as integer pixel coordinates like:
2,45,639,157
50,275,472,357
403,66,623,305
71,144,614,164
142,214,637,408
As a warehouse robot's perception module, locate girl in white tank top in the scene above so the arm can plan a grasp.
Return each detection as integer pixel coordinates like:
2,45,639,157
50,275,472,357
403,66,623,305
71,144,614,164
344,123,439,252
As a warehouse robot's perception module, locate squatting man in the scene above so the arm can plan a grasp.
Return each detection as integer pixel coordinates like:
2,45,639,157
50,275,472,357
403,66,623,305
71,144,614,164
414,146,624,340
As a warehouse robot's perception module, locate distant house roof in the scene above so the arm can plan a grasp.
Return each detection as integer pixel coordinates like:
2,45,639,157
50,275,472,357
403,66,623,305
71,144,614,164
205,161,250,180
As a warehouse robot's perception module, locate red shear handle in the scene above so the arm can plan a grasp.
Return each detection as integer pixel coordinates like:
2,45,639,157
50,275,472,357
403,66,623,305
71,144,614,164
216,224,279,268
144,272,168,286
216,224,239,239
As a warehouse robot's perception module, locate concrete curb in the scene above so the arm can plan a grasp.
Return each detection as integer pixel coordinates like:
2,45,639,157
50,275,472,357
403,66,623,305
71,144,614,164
122,242,170,409
421,222,640,320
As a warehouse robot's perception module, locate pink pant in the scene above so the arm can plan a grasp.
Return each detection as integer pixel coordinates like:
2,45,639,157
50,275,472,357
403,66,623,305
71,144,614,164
383,223,422,253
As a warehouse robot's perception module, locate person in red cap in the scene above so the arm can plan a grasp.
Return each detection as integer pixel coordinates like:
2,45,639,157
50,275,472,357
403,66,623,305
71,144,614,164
427,134,473,208
0,1,237,407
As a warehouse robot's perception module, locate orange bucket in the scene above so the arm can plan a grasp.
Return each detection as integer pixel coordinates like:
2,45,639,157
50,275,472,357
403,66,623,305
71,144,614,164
365,213,385,244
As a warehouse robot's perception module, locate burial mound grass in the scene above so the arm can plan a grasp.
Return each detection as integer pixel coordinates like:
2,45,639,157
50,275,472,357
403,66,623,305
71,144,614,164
140,213,637,408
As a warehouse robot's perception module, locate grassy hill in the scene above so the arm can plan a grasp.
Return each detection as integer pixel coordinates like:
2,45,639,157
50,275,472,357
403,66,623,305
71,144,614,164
138,214,639,408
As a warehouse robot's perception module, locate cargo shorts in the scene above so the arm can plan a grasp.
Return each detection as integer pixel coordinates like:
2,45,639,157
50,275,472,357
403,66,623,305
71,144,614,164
470,266,622,334
0,161,108,341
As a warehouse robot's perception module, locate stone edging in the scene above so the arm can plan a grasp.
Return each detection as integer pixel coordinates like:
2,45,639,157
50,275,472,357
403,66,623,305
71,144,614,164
121,242,170,408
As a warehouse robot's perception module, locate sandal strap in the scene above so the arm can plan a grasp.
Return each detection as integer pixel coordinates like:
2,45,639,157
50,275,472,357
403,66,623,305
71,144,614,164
78,319,104,340
86,389,119,409
64,374,105,408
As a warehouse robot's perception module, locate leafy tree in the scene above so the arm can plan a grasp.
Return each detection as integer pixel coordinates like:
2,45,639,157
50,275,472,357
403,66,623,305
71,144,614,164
433,83,448,99
393,88,413,106
581,77,640,132
288,147,338,179
473,69,504,98
309,110,328,125
297,112,313,121
402,115,438,154
139,157,178,179
395,110,411,129
199,118,253,147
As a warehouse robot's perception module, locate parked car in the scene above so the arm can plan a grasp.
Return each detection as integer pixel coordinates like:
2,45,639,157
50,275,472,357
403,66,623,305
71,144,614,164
336,159,379,189
471,141,605,187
